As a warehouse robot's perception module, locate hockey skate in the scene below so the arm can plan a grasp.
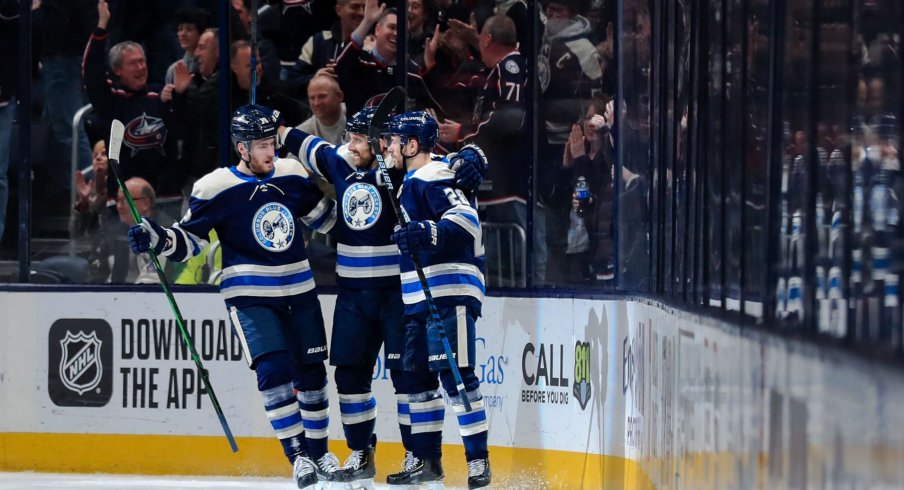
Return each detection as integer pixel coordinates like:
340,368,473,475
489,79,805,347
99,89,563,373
338,447,377,489
293,454,318,490
386,451,444,489
314,452,342,489
466,458,491,489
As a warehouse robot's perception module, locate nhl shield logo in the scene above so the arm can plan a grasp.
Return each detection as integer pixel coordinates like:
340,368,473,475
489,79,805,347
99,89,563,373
573,341,592,410
59,331,104,395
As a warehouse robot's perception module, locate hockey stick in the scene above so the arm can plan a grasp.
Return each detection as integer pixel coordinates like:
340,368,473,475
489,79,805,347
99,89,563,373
249,0,259,104
108,120,239,453
368,87,473,412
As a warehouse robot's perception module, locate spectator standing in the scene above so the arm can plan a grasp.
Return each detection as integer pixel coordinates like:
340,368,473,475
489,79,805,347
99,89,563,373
38,0,96,201
0,0,16,244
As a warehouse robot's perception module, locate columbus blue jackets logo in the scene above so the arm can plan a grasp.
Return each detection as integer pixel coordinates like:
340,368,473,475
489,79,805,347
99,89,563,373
124,112,167,156
343,182,382,230
573,341,592,410
253,203,295,252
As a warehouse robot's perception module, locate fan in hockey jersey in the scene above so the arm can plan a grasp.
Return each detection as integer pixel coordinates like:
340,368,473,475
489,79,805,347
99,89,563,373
386,111,492,489
276,106,487,487
125,105,341,490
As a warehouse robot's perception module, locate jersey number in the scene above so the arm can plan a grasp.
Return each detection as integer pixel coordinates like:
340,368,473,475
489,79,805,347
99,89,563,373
504,82,521,101
443,188,469,207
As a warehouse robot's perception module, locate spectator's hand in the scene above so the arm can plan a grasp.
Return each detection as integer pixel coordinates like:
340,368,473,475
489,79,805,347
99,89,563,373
97,0,111,29
160,84,175,102
587,114,608,133
363,34,376,52
362,0,385,27
127,217,168,255
447,15,479,49
568,123,585,160
449,144,488,192
438,119,462,144
423,25,441,72
604,100,615,128
74,171,92,208
391,220,442,255
172,61,192,94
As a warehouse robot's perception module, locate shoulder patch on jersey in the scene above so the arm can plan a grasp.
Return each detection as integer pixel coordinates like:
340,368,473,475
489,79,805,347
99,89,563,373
192,167,245,201
273,158,312,179
504,59,520,74
252,202,296,252
412,161,456,183
342,182,382,230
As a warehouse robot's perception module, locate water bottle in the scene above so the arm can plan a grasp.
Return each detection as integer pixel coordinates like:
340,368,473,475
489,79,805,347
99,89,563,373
575,176,590,217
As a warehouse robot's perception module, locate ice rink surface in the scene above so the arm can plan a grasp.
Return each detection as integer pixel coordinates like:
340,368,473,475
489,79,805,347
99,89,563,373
0,473,469,489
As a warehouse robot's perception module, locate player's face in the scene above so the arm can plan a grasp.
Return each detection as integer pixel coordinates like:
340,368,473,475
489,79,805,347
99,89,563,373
242,137,277,175
114,48,148,92
386,134,414,162
348,133,374,169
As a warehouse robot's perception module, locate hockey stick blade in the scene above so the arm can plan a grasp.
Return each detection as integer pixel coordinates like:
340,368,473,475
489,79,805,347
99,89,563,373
107,121,239,453
367,89,473,412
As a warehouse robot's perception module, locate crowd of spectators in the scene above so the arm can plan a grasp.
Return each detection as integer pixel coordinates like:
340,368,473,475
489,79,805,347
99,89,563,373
2,0,620,288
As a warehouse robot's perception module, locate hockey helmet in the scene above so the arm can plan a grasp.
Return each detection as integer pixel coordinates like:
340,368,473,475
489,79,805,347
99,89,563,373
231,104,281,148
386,111,438,151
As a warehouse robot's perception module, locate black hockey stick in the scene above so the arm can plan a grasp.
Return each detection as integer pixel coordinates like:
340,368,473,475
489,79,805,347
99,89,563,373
108,120,239,453
368,87,473,412
249,0,259,104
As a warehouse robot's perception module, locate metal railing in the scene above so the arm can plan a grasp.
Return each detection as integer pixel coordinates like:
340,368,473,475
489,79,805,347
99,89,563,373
68,104,93,256
482,221,527,288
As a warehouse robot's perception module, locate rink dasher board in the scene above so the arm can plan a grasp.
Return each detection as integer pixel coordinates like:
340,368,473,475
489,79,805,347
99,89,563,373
2,291,904,489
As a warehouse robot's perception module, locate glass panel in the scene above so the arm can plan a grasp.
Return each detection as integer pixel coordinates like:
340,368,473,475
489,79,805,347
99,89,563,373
618,1,653,291
849,0,903,347
742,0,772,318
540,0,612,288
707,0,726,307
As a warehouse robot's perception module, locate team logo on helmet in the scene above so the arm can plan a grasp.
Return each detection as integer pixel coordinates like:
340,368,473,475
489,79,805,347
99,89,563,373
253,202,295,252
59,330,104,395
343,182,382,230
124,112,167,156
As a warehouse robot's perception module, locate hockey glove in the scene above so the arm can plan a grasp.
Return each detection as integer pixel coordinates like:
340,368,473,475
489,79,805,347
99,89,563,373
448,144,488,193
391,220,443,255
127,217,168,255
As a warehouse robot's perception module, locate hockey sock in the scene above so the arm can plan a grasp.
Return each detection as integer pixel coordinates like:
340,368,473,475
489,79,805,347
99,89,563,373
297,386,330,460
338,392,377,450
396,393,412,451
451,389,489,460
441,368,488,460
262,382,307,463
407,389,444,459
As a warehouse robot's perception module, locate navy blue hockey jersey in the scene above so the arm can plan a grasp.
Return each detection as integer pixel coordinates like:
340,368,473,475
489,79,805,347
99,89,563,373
283,129,402,289
162,160,336,308
398,162,486,315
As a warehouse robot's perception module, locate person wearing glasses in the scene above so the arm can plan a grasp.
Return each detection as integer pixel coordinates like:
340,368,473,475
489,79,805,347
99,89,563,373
113,176,178,283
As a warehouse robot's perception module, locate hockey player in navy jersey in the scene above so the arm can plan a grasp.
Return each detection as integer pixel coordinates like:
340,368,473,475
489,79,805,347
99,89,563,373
126,105,342,490
276,106,487,488
386,111,491,489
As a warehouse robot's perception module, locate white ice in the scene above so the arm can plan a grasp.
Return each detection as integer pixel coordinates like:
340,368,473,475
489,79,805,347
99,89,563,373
0,473,469,489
